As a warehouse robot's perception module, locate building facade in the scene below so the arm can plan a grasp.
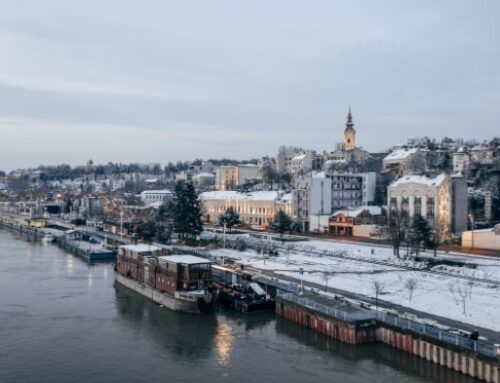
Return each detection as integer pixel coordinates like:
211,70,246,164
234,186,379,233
292,171,377,230
383,148,426,175
215,164,260,191
140,190,174,206
452,148,471,174
199,191,292,227
388,174,452,239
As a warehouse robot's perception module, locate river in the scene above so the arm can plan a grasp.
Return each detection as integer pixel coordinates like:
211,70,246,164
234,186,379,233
0,230,476,383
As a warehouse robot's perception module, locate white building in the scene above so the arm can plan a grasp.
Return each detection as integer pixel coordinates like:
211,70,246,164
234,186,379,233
383,147,425,175
276,146,303,174
199,190,292,227
237,164,260,185
140,190,174,206
388,173,451,239
193,172,216,187
452,148,471,174
292,171,377,230
215,164,261,191
462,225,500,251
290,151,315,177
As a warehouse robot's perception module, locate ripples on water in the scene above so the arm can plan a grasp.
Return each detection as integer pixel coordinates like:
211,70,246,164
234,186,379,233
0,230,476,383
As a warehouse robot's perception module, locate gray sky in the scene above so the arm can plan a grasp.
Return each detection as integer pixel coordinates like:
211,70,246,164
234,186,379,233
0,0,499,170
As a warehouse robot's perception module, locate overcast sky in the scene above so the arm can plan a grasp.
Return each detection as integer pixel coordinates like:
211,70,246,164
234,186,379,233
0,1,499,170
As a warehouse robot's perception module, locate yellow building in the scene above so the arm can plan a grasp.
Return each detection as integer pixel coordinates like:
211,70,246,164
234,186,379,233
199,191,292,227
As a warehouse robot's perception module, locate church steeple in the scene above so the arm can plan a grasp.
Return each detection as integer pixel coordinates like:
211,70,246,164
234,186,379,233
344,105,356,150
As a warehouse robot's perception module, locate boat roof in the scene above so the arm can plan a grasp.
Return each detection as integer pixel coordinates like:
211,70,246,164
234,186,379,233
158,255,211,265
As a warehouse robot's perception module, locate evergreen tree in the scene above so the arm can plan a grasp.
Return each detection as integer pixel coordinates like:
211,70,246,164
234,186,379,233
171,181,203,241
410,214,431,255
155,202,173,244
217,207,242,232
271,210,292,237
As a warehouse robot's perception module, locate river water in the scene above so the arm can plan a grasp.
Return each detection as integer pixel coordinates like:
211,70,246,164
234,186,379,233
0,230,476,383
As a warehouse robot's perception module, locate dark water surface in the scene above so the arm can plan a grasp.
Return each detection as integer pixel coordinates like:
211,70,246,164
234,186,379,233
0,230,475,383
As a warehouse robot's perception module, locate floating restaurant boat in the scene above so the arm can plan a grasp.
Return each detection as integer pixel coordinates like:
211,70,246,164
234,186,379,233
115,244,216,314
212,264,275,313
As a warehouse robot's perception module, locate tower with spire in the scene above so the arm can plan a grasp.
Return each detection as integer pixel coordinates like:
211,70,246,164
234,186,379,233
343,105,356,151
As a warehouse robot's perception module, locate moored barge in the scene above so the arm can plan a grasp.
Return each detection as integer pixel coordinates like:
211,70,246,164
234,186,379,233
115,244,216,314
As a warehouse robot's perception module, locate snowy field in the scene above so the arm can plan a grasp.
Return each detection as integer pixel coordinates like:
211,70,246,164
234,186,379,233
205,233,500,333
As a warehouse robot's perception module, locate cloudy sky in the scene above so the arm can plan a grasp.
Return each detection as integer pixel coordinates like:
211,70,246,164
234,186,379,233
0,1,499,170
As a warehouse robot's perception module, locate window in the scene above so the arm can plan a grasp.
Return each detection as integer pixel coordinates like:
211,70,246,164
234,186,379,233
426,206,434,218
414,197,422,216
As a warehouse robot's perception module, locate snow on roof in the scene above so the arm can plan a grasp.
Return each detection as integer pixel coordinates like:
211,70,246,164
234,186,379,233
121,244,162,253
292,153,307,161
140,189,173,195
279,193,292,202
390,173,447,188
383,148,419,162
324,159,347,165
333,206,382,218
199,191,280,201
195,172,215,177
158,255,211,264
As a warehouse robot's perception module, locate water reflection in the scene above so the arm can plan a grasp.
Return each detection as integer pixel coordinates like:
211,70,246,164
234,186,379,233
114,282,217,361
275,317,475,383
66,254,74,275
214,321,234,366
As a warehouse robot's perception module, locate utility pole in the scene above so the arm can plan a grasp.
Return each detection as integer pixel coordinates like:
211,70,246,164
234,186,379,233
120,210,124,240
223,222,226,249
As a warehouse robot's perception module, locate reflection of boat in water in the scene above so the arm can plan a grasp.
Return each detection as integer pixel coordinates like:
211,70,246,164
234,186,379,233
113,282,218,360
116,245,217,314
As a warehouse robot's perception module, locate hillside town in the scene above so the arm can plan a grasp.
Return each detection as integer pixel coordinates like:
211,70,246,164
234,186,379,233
1,107,498,253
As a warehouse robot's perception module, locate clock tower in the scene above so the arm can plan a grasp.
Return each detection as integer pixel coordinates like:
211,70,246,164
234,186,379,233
344,105,356,151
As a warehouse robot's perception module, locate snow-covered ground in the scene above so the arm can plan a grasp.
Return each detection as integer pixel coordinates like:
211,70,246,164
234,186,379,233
206,234,500,333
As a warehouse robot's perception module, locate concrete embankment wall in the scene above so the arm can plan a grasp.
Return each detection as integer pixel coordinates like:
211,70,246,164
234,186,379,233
276,300,377,345
0,218,44,239
377,327,500,383
277,299,500,383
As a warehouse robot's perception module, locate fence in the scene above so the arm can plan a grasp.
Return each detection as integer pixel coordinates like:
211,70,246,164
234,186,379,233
376,311,497,358
278,291,373,323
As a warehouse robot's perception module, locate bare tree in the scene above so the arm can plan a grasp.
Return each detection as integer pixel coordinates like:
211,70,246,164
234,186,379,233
467,281,474,300
427,219,448,257
372,281,386,311
373,225,387,244
404,279,418,302
321,271,333,292
448,283,469,315
387,211,408,258
284,243,295,265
